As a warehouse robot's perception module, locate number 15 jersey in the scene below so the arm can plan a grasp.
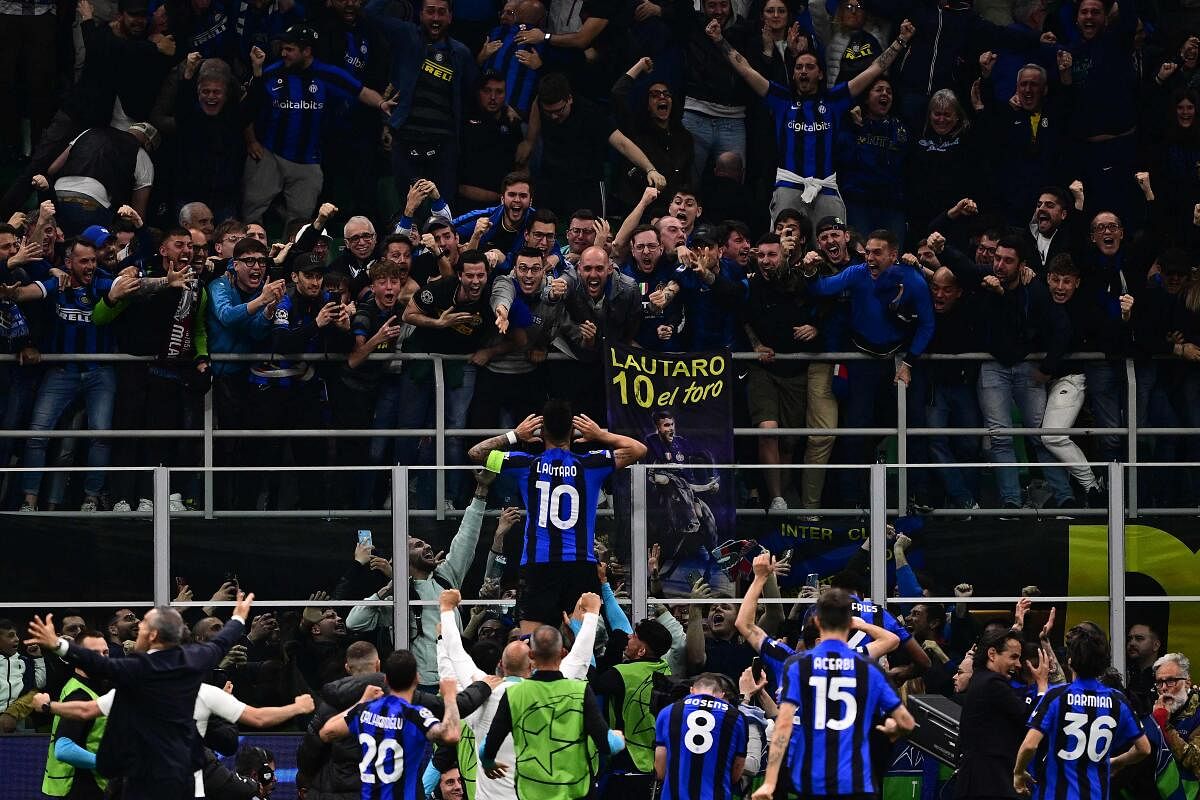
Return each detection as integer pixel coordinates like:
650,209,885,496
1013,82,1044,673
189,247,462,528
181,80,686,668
780,639,901,796
490,446,615,565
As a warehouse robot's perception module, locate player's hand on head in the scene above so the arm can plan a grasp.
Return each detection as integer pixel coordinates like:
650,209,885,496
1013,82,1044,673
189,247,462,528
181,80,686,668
514,414,543,444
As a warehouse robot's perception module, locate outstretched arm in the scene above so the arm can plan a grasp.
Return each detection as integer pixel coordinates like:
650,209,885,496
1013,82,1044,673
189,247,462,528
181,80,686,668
706,20,770,96
736,554,775,651
847,20,915,97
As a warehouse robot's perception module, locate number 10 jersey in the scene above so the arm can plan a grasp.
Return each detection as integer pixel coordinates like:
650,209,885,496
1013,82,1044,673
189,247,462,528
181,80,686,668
493,446,615,565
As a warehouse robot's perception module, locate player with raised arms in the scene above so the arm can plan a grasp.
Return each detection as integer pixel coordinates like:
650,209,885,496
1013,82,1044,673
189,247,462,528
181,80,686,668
469,398,647,633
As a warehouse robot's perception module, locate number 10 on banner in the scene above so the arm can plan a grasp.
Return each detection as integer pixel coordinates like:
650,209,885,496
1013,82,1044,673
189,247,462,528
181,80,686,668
612,371,724,408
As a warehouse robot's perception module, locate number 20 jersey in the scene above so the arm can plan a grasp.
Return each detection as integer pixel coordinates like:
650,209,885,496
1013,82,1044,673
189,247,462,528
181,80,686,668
779,639,901,796
1027,677,1144,800
344,694,439,800
494,446,615,565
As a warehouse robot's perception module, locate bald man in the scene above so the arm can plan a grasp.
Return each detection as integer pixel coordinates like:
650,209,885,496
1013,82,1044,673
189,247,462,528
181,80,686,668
436,590,602,799
910,265,981,511
557,245,642,420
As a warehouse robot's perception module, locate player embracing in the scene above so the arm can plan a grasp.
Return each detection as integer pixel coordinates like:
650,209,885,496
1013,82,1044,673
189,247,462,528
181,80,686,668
469,398,647,633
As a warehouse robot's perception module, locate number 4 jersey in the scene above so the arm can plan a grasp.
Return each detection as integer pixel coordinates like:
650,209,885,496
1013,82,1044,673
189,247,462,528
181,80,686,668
489,446,615,565
1027,677,1145,800
345,694,440,800
780,639,902,796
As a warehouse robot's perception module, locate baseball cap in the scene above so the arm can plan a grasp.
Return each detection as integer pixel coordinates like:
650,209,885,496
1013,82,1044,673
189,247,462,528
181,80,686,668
815,216,847,235
79,225,114,248
118,0,149,13
423,216,453,234
279,24,319,47
293,253,329,274
127,122,161,153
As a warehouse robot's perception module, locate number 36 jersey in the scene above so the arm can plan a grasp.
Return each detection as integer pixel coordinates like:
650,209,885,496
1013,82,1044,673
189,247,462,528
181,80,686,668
780,639,902,797
345,694,439,800
492,446,615,565
1027,678,1144,800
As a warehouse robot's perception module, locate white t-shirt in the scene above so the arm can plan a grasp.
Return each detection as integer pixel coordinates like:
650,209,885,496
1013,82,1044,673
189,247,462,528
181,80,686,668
53,130,153,208
95,683,247,798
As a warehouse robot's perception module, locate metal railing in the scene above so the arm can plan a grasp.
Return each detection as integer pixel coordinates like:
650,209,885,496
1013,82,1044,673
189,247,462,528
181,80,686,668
3,461,1162,677
0,349,1186,518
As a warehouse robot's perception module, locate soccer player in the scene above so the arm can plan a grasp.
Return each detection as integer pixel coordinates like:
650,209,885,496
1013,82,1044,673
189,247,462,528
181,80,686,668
1013,623,1150,799
754,588,915,800
468,398,647,633
320,650,461,798
654,672,748,800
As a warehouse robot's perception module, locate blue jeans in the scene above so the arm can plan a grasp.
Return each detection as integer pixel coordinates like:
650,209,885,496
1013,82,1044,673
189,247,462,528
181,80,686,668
926,381,982,506
681,110,746,186
844,200,908,252
977,361,1072,505
1083,360,1124,462
360,378,405,509
22,365,116,501
395,364,477,500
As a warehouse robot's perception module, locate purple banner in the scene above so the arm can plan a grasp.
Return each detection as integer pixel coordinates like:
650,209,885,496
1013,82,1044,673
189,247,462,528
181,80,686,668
606,343,735,594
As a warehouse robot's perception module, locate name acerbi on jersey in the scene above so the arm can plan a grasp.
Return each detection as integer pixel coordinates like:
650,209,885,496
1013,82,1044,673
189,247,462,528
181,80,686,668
813,657,856,671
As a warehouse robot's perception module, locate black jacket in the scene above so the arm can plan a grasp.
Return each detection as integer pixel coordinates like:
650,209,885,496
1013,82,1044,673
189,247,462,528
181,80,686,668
955,668,1030,799
62,619,245,788
673,6,755,109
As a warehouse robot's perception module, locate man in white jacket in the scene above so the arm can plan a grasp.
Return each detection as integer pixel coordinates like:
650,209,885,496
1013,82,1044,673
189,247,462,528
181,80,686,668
432,588,603,800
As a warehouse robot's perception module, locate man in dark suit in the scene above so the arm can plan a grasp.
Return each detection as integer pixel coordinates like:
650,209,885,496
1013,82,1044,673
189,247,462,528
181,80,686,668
26,593,255,800
955,628,1050,799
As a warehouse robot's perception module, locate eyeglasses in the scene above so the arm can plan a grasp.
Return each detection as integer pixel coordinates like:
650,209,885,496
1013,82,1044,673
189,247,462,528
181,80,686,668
238,257,272,267
1155,677,1186,688
527,231,555,240
346,232,375,243
221,235,242,244
120,613,138,622
514,263,545,274
1092,222,1122,233
844,3,863,10
567,227,594,237
649,88,672,98
976,244,998,254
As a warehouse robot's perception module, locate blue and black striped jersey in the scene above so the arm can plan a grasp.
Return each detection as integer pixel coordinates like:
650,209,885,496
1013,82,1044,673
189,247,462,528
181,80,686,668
1027,678,1145,800
654,693,748,800
763,81,854,185
780,639,902,796
344,694,440,800
254,59,363,164
492,446,615,565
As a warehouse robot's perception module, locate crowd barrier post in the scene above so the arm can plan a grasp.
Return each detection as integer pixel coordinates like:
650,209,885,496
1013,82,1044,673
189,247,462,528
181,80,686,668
153,465,171,607
434,357,447,519
869,463,887,603
1108,460,1126,676
630,464,649,624
392,465,410,649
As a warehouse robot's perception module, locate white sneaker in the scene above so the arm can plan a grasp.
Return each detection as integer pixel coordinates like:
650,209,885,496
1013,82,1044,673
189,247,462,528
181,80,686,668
112,500,132,512
136,498,153,513
769,496,788,512
169,493,187,512
19,502,36,512
80,498,99,512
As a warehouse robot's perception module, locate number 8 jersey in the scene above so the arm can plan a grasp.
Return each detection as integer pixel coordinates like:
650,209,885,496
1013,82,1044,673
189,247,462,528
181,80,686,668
779,639,901,796
1026,678,1144,800
345,694,440,800
491,446,615,565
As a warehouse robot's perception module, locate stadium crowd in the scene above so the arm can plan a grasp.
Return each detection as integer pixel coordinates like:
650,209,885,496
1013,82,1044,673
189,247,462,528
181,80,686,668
4,535,1200,800
1,0,1200,515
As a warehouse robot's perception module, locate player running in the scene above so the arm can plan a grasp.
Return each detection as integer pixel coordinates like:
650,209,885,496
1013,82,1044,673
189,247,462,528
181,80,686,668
469,398,647,633
754,588,915,800
320,650,461,800
1014,623,1150,799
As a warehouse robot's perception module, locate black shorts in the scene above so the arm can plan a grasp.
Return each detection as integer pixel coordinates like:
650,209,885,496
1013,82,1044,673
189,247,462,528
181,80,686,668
517,561,602,625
